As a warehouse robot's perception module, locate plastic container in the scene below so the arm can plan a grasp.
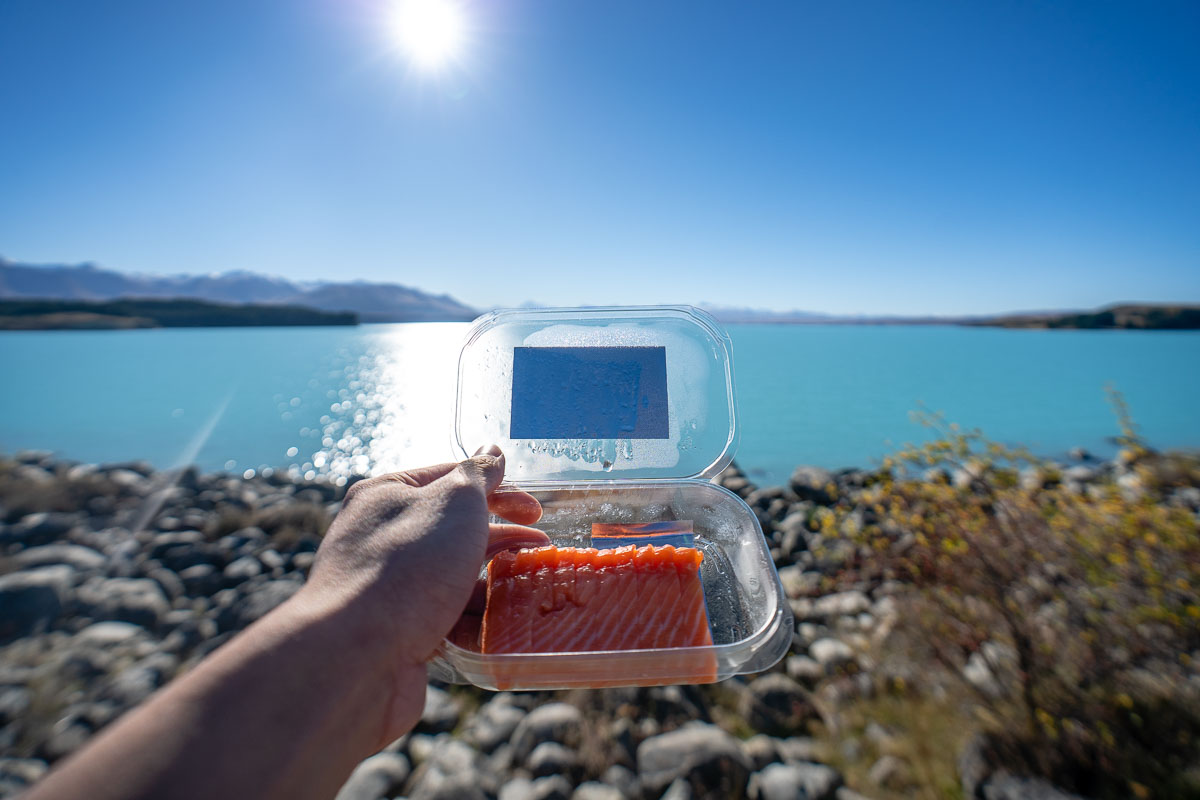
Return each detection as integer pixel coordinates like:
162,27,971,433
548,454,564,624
429,306,792,689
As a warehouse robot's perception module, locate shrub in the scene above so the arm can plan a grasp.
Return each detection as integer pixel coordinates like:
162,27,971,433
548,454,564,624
844,398,1200,799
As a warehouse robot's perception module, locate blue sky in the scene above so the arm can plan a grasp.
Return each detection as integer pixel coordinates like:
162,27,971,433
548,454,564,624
1,0,1197,314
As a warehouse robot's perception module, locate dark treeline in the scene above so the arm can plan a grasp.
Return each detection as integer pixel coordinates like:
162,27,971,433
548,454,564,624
0,298,357,330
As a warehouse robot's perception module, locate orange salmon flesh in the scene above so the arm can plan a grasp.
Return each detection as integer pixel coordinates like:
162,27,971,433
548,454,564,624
480,544,715,655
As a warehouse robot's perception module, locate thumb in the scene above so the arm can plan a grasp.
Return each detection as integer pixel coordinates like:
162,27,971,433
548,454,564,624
445,444,506,497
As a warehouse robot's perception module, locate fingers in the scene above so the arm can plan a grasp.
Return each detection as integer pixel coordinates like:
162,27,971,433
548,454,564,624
344,462,458,497
345,448,541,524
488,489,543,525
438,445,506,498
465,523,551,614
485,523,551,559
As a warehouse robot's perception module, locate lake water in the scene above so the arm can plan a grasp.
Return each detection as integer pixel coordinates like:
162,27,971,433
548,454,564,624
1,323,1197,487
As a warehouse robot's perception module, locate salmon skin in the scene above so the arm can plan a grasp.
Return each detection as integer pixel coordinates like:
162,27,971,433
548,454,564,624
480,544,715,656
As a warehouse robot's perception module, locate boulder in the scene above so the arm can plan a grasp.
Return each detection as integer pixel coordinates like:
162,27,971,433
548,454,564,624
637,722,752,798
2,512,79,547
741,734,780,771
75,621,146,648
145,566,185,601
809,639,854,673
178,564,223,597
789,467,836,505
419,685,462,734
101,653,177,708
510,702,584,761
660,778,694,800
777,566,809,600
740,674,815,736
464,696,527,752
774,738,822,765
41,713,93,762
811,592,870,621
334,752,411,800
981,773,1087,800
786,656,824,686
409,737,496,800
0,758,48,796
13,544,106,572
76,577,169,630
600,764,640,798
0,566,72,640
571,782,625,800
216,579,301,632
0,687,32,726
748,762,841,800
527,741,579,779
223,556,263,583
500,775,573,800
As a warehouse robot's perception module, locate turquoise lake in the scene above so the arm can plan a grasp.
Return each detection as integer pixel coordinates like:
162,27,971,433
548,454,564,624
1,323,1197,487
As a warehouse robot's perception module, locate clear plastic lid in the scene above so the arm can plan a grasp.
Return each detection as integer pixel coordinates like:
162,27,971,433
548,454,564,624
454,306,738,483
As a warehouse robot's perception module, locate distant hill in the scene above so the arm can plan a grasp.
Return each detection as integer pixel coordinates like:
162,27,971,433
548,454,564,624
0,298,356,330
968,304,1200,330
699,305,837,324
0,258,478,322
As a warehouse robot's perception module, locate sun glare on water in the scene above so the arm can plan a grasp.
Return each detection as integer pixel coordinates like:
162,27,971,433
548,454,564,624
389,0,467,71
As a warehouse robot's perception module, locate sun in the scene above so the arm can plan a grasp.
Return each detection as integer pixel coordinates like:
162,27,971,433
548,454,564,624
389,0,467,72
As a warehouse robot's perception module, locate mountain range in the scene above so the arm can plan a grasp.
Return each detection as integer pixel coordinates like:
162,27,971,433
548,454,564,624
0,258,477,323
4,257,1195,330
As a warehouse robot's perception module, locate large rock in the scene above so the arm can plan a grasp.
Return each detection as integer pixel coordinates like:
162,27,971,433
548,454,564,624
601,764,640,798
510,702,584,761
41,713,93,761
419,685,462,733
637,722,753,798
0,687,32,726
742,734,780,771
0,566,73,640
748,762,841,800
13,544,106,572
527,741,579,779
981,773,1087,800
810,592,870,621
464,696,527,752
571,782,625,800
76,577,169,630
500,776,573,800
75,621,145,648
100,653,177,708
409,738,493,800
216,579,301,632
334,752,411,800
178,564,223,597
0,758,48,796
740,674,815,736
809,639,854,673
786,656,824,686
223,556,263,583
789,468,836,505
1,512,79,547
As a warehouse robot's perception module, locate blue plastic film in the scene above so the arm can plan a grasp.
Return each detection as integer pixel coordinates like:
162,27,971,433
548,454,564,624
509,346,669,440
591,521,695,549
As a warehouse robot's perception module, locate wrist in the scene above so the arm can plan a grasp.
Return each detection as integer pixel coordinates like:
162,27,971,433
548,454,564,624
280,585,429,748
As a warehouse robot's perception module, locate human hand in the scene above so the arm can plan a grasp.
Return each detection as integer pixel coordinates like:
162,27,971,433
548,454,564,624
298,445,548,740
22,448,549,800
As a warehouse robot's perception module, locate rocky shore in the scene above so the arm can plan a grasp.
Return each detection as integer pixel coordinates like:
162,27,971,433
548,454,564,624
1,450,1194,799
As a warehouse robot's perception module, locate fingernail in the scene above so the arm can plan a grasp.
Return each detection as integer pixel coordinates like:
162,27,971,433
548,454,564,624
474,444,503,457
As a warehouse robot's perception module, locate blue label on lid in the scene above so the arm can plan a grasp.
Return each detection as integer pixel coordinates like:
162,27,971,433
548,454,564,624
509,346,669,439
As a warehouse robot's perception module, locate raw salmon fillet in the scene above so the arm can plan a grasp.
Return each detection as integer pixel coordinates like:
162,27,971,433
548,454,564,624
480,544,714,655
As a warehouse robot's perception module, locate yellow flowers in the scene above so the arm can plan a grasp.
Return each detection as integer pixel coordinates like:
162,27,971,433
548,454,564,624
829,400,1200,798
